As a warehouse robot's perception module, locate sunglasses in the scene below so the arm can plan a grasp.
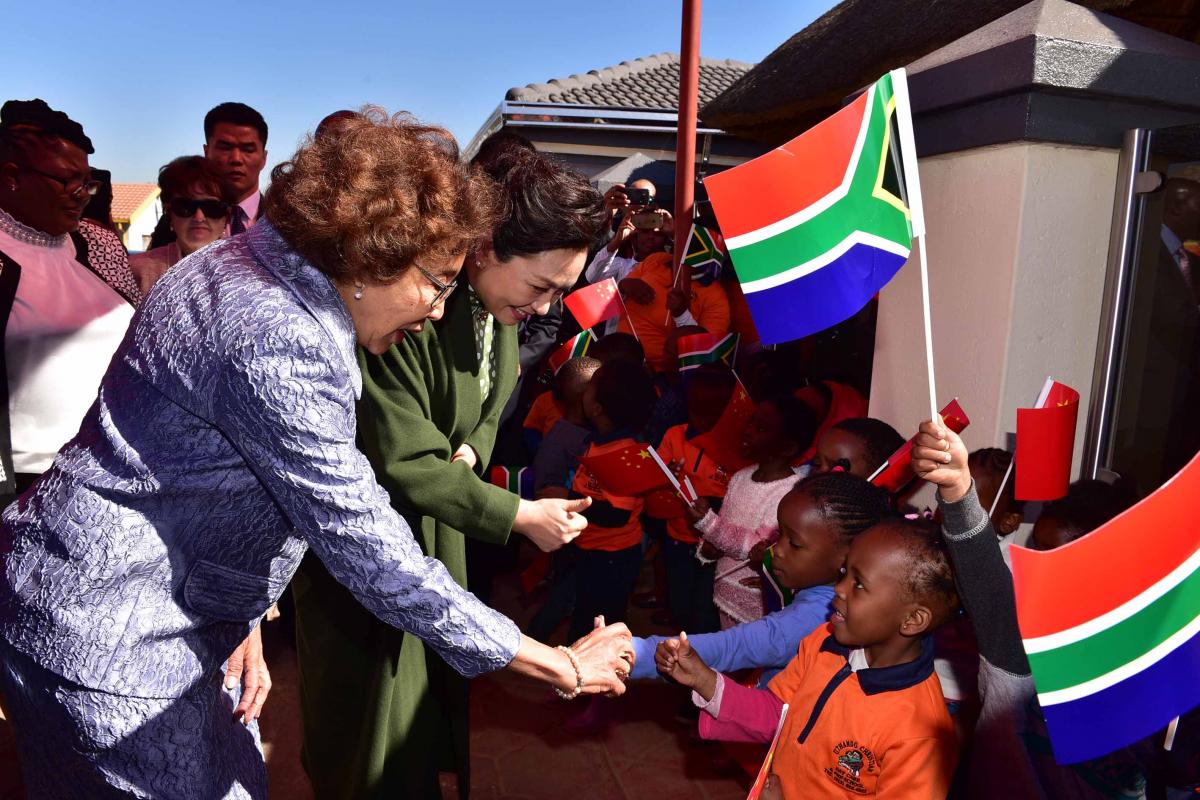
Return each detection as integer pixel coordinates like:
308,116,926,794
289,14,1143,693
169,198,230,220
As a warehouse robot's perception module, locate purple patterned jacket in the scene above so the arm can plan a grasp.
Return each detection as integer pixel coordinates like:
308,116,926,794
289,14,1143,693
0,221,521,698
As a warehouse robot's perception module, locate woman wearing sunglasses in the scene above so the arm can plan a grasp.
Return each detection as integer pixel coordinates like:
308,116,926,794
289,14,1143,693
0,108,634,799
129,155,232,296
293,136,610,799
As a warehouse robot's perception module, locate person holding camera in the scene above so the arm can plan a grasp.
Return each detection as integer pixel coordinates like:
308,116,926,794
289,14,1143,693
584,181,674,313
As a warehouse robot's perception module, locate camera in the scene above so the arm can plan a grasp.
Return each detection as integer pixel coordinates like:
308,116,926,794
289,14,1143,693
632,209,666,231
625,187,653,206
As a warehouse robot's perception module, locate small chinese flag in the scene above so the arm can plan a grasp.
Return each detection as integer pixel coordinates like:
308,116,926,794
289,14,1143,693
578,441,669,496
1015,379,1080,501
643,487,689,519
564,278,623,330
692,383,755,472
869,399,971,494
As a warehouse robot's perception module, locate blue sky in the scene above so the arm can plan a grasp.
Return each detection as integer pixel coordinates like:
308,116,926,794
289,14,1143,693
5,1,833,183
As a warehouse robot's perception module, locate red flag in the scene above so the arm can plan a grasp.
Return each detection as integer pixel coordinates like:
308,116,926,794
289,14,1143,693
643,487,689,519
692,382,755,472
564,278,623,330
578,441,669,496
869,399,971,493
1015,379,1080,501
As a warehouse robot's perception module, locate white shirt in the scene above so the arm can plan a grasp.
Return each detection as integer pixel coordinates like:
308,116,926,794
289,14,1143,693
240,191,261,227
225,191,262,237
0,224,134,473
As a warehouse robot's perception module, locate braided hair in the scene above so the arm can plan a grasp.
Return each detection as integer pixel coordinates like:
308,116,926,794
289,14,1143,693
832,418,905,473
793,471,893,546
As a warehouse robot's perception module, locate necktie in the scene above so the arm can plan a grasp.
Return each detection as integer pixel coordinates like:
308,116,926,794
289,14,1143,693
231,206,249,236
469,292,496,399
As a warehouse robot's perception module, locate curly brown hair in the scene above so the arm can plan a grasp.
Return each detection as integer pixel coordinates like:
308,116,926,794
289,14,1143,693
264,107,500,283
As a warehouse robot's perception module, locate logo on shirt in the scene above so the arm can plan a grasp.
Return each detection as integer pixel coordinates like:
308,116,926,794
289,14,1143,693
826,740,877,794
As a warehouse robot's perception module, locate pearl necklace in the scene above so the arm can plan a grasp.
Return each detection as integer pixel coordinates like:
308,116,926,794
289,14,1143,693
0,206,68,248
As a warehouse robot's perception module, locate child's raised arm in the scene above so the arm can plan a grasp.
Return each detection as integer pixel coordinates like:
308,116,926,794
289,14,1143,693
913,420,1031,677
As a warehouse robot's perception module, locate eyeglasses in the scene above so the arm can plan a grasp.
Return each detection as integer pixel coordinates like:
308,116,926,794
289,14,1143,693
169,198,230,220
21,166,101,198
417,264,457,307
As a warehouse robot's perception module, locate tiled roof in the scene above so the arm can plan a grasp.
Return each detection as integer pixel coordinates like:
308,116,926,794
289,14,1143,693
505,52,754,111
111,183,159,223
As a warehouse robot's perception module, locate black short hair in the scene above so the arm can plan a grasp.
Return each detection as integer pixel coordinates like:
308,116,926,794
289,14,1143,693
878,517,959,615
204,102,268,145
833,417,905,472
589,333,644,366
969,447,1022,513
553,356,601,403
793,471,892,546
0,98,93,158
473,129,536,167
471,146,606,261
761,393,818,457
1041,479,1137,541
592,359,656,434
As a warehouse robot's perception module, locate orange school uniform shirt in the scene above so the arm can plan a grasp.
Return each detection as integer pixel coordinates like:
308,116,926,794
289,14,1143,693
616,252,731,371
657,422,732,544
766,626,957,798
570,434,645,552
523,391,563,437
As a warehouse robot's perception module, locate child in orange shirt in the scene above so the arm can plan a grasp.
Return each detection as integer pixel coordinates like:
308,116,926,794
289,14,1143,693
657,365,739,633
660,518,960,798
567,359,658,641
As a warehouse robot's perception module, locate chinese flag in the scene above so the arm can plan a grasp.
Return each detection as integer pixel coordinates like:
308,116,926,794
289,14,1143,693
579,441,669,496
564,278,623,330
870,399,971,494
643,487,689,519
1015,380,1080,501
692,383,755,472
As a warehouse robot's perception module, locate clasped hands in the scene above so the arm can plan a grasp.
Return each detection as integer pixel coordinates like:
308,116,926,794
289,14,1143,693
568,615,637,697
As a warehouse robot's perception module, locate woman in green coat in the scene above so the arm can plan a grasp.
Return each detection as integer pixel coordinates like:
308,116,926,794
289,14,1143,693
293,139,610,798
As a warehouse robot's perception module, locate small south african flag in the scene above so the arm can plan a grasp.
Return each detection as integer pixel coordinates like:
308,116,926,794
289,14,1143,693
677,332,738,372
682,223,726,285
546,329,594,375
488,465,534,499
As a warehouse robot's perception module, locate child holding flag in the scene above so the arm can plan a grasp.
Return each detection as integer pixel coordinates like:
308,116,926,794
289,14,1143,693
566,359,658,641
913,421,1146,799
690,394,816,628
658,516,961,798
656,365,739,634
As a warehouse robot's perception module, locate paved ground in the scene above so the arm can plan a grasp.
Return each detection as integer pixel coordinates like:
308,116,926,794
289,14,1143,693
0,548,756,799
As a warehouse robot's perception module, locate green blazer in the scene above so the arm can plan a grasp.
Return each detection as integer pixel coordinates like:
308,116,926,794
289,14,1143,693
357,287,521,583
293,289,522,799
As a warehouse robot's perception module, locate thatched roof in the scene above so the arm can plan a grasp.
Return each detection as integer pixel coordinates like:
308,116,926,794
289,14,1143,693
701,0,1200,144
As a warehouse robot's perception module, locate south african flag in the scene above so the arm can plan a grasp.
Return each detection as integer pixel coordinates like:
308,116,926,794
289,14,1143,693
704,69,924,346
682,223,726,285
546,329,594,375
677,332,738,372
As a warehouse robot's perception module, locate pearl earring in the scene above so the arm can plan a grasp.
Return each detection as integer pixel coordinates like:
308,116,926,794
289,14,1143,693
353,282,364,300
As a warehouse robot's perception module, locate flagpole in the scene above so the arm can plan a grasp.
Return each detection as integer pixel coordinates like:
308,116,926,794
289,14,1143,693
675,0,701,302
917,236,938,426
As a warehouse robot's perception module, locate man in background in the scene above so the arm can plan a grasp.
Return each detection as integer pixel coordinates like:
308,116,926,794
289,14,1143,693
203,102,268,235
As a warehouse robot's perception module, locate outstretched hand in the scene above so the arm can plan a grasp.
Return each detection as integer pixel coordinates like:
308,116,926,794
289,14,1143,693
911,418,972,503
654,631,718,700
570,616,635,697
515,497,591,552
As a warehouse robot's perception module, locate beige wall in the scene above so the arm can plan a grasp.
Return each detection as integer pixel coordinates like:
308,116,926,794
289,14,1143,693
869,141,1119,479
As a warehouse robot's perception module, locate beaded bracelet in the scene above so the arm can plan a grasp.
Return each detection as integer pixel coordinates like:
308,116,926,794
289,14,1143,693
554,645,584,700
